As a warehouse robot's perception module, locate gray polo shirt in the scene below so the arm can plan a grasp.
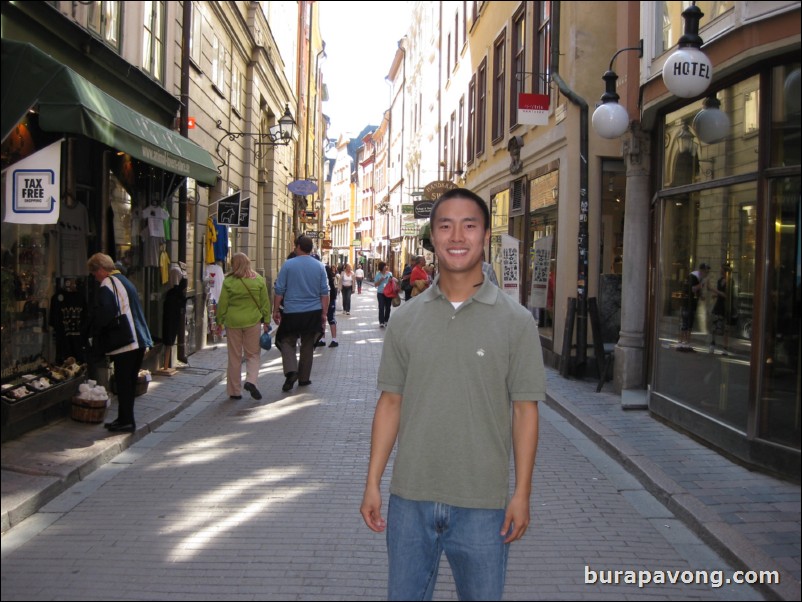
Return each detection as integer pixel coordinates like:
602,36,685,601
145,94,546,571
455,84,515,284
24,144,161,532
377,276,545,509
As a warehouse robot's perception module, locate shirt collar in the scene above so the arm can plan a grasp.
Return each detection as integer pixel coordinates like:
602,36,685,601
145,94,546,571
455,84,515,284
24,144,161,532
422,273,500,305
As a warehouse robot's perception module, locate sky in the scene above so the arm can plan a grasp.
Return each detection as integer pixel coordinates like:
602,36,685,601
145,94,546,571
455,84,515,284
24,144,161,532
318,1,412,141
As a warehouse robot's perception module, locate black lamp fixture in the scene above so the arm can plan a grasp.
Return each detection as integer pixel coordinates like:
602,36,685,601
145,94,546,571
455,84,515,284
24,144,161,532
593,2,714,139
215,104,295,166
591,41,643,139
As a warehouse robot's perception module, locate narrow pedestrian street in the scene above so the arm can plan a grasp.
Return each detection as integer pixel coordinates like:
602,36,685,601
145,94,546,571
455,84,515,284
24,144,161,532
1,290,764,601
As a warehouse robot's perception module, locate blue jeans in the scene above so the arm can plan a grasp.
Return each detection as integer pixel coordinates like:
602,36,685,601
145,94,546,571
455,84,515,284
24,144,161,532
386,495,509,601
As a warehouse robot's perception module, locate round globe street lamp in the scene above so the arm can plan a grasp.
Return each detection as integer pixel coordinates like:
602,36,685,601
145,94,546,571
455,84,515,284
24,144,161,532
591,42,643,139
692,96,730,144
592,70,631,139
662,3,713,98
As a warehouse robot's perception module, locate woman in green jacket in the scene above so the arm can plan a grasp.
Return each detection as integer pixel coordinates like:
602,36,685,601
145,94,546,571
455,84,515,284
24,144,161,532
217,253,271,400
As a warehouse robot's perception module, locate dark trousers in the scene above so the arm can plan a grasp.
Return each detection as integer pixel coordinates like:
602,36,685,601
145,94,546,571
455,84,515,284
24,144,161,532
276,311,321,382
341,286,353,312
377,293,392,325
111,347,145,425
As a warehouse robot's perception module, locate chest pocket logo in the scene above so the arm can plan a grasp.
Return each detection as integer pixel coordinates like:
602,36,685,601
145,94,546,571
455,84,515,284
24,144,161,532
476,348,485,357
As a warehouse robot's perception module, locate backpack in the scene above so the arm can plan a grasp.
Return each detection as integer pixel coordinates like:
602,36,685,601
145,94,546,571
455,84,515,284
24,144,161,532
383,277,398,298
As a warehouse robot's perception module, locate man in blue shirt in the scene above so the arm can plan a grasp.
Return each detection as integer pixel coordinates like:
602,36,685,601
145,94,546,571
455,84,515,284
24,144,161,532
272,236,329,391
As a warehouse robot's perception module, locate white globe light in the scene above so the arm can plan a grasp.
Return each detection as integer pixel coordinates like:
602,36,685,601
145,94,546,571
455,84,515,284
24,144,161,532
693,103,730,144
592,102,630,139
663,47,713,98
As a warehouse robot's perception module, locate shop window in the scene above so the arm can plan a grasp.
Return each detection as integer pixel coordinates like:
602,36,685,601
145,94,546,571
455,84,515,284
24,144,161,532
663,75,760,187
600,161,625,345
526,170,558,340
771,63,801,168
653,182,757,432
759,176,800,449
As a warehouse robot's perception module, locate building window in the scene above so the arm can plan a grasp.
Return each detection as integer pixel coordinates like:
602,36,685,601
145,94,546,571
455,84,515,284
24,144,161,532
231,66,243,116
442,123,449,179
533,1,551,94
190,1,203,67
142,1,165,82
211,35,229,96
449,111,457,175
458,96,465,173
510,5,526,128
492,31,506,142
87,1,121,49
477,58,487,156
467,76,476,163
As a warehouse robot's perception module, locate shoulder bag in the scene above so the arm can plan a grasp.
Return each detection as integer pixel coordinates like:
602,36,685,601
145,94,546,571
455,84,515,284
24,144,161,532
100,277,136,353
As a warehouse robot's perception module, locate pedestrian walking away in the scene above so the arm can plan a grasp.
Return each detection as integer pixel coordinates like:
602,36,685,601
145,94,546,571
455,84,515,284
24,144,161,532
216,252,271,400
86,252,153,433
273,236,329,391
355,265,365,294
340,263,355,314
373,262,395,327
360,188,546,601
321,264,339,347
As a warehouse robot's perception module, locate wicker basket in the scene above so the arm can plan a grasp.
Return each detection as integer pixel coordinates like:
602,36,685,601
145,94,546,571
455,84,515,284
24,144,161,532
71,396,109,423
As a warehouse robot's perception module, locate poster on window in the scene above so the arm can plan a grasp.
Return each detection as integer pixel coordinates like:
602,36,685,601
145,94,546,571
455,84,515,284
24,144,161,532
530,236,552,308
501,234,520,299
3,139,62,224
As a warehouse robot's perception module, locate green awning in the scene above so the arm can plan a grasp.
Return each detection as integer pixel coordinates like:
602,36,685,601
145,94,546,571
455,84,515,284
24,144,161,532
2,39,218,186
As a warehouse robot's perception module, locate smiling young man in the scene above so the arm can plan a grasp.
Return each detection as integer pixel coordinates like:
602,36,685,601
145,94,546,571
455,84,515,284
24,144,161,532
360,188,545,600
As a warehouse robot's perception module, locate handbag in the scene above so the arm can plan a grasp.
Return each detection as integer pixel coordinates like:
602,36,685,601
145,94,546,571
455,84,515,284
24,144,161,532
259,331,272,350
383,276,398,298
391,295,401,307
100,277,135,353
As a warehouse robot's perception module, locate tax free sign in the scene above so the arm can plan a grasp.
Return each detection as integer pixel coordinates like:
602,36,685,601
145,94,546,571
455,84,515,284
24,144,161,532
3,140,62,224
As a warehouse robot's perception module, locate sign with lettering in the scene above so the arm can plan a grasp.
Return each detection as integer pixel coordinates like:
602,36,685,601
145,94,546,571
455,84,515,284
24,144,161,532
518,93,550,125
4,140,62,224
238,196,251,228
216,191,241,225
413,200,434,219
423,179,457,201
662,47,713,98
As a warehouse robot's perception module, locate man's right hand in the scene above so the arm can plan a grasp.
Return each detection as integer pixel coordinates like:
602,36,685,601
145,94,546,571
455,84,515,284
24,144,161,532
360,484,386,532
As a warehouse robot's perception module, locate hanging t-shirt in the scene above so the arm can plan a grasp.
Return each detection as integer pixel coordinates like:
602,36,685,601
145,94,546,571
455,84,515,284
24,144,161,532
205,217,217,264
204,264,224,303
58,201,89,277
139,206,168,267
213,220,229,263
159,250,171,284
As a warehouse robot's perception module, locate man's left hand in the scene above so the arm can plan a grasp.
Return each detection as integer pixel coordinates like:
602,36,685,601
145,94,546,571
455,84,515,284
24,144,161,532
500,493,531,543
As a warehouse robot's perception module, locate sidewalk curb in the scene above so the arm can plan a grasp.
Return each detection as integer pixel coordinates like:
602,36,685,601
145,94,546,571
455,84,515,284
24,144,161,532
544,389,800,602
1,368,226,534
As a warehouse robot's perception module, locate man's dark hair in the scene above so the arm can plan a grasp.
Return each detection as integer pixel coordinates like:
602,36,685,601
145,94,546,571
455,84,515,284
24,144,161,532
429,188,490,231
295,236,314,254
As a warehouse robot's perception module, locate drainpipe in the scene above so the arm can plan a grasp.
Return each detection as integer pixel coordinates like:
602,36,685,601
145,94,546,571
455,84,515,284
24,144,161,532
551,1,589,375
177,0,191,362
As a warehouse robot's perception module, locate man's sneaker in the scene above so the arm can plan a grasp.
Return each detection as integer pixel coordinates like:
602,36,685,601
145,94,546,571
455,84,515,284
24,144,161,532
315,339,327,347
329,341,339,348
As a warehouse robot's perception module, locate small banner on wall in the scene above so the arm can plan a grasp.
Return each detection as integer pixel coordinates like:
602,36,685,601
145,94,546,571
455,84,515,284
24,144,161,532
517,93,550,126
3,140,62,224
530,235,553,308
501,234,521,299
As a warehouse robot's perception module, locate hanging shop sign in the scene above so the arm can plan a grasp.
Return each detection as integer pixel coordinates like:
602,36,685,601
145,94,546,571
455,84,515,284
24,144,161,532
423,179,457,200
3,139,62,224
287,179,319,196
413,200,434,219
237,196,251,228
518,93,550,125
216,191,241,225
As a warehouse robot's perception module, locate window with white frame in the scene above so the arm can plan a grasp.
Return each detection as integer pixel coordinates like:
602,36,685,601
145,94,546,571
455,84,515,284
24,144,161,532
87,1,120,49
142,0,165,81
190,1,203,67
